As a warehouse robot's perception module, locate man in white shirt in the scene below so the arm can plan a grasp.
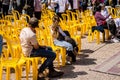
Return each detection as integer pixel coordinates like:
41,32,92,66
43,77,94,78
20,17,64,79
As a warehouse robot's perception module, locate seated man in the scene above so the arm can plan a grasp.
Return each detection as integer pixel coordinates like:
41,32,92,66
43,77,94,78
19,17,64,80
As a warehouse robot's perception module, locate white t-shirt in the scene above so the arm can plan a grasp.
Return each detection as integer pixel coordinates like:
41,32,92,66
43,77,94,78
19,27,38,57
34,0,42,12
48,0,57,10
73,0,79,9
101,8,120,28
101,8,112,21
55,0,69,13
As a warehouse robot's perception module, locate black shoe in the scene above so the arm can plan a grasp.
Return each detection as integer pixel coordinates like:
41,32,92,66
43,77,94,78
37,76,45,80
48,70,64,78
37,72,46,80
66,61,72,65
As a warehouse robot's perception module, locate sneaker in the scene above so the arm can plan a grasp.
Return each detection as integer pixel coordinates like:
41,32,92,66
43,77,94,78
48,70,64,78
37,72,44,80
111,38,119,43
37,76,45,80
66,61,72,65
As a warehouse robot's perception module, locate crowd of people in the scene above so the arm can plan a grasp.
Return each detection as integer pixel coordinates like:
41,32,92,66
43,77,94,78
0,0,119,19
0,0,120,80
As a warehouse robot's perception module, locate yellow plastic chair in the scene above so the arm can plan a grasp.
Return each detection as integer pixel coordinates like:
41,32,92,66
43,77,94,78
20,14,30,22
0,36,26,80
47,36,67,67
0,20,11,26
88,29,109,44
12,10,21,20
5,15,15,22
73,35,81,52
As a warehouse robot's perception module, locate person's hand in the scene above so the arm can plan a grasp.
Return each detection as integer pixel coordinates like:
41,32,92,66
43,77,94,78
65,36,70,41
41,45,46,48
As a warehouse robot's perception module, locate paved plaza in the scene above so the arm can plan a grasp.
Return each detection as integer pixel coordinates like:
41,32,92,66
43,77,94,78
2,35,120,80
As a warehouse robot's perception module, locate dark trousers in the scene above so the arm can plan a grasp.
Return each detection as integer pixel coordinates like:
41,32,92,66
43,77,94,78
92,23,108,33
30,46,56,73
67,51,76,62
57,12,64,20
92,24,108,41
2,4,9,16
34,11,42,20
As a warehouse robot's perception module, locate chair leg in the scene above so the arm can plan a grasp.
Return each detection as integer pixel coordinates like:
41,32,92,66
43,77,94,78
32,59,37,80
61,48,66,66
102,32,105,42
6,67,10,80
15,66,19,80
96,31,100,44
0,66,3,80
26,60,29,80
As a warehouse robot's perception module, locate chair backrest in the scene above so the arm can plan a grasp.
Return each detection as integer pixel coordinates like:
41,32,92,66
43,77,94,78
5,15,15,22
12,10,21,20
2,34,22,59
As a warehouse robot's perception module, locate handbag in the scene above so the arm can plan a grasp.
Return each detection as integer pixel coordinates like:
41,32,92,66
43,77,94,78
57,32,65,41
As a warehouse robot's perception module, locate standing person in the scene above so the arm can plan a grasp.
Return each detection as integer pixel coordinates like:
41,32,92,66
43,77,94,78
2,0,10,16
111,0,117,7
81,0,88,12
72,0,79,12
34,0,42,20
50,15,76,64
47,0,57,11
23,0,34,17
16,0,25,14
0,0,2,18
19,17,64,80
54,0,69,19
12,0,17,10
0,35,3,56
68,0,73,10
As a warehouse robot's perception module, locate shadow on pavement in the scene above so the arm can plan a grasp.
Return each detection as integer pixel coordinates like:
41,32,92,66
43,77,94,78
75,58,97,65
80,49,94,54
53,65,88,80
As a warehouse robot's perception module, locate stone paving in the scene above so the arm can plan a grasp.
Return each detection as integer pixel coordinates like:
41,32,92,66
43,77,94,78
2,35,120,80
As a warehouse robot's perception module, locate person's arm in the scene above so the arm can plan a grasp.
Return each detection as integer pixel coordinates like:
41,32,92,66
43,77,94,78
30,36,47,49
58,26,67,37
30,35,39,49
97,12,110,21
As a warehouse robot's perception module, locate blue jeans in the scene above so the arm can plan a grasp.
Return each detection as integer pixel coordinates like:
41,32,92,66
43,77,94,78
30,46,56,73
0,35,3,55
54,39,73,51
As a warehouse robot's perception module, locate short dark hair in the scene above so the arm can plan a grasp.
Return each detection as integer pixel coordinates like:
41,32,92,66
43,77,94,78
96,5,102,12
29,17,39,28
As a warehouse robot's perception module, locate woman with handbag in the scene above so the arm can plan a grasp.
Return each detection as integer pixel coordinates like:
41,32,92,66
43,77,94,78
50,15,76,64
